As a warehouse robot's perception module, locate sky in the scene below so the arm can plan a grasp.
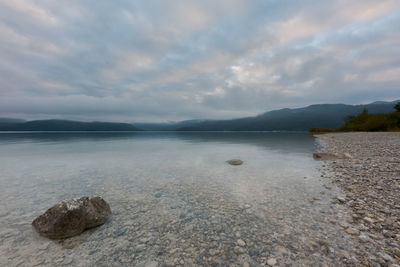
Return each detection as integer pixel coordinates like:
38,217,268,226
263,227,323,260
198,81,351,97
0,0,399,122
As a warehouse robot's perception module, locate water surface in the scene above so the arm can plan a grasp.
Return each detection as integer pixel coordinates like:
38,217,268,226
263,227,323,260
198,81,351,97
0,132,355,266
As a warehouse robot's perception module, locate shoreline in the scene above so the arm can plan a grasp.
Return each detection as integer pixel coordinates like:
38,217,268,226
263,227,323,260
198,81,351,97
316,132,400,266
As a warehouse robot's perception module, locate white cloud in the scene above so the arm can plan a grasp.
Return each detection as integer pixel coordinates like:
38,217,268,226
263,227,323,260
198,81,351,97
1,0,60,26
101,52,154,82
367,68,400,82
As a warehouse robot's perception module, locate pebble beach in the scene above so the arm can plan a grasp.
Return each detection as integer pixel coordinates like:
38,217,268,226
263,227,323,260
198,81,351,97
316,132,400,266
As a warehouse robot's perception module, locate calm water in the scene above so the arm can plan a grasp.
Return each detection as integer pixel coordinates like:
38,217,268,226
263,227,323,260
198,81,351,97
0,132,356,266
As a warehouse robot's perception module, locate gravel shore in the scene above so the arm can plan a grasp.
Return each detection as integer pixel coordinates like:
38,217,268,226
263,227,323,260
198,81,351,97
316,132,400,266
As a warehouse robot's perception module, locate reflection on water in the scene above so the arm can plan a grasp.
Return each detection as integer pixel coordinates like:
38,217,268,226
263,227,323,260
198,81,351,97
0,131,315,153
0,132,355,266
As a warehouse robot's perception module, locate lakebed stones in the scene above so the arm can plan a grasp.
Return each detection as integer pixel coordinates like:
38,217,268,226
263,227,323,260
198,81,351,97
226,159,243,165
32,196,111,239
313,152,351,160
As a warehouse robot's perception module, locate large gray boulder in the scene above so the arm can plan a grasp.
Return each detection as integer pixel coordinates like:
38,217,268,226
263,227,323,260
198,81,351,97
32,196,111,239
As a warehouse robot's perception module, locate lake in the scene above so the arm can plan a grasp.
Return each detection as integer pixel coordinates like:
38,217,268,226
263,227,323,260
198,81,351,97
0,132,355,266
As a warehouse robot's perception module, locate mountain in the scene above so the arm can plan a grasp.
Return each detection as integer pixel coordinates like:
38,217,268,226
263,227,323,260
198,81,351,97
370,100,400,105
0,120,141,131
0,118,26,123
133,120,205,131
1,101,398,132
176,102,398,131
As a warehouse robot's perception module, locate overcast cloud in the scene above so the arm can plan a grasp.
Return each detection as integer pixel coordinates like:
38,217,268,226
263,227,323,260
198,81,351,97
0,0,399,122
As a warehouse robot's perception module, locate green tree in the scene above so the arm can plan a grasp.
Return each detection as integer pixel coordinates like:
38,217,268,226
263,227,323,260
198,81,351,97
395,102,400,112
361,108,368,115
344,115,355,124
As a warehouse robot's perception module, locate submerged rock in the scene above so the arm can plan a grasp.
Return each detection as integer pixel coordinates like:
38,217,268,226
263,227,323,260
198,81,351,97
313,153,351,160
227,159,243,165
32,196,111,239
337,196,346,203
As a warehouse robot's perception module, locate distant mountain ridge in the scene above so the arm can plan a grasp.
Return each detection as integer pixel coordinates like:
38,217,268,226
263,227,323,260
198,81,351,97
133,120,206,131
0,118,26,123
1,100,398,131
132,100,399,131
369,100,400,105
0,120,140,131
177,103,397,131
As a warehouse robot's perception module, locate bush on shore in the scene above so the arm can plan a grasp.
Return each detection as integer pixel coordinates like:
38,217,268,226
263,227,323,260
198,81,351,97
309,103,400,133
309,128,337,134
338,108,400,132
395,102,400,112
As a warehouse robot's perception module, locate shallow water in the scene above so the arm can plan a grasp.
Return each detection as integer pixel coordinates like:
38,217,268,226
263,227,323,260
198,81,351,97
0,132,357,266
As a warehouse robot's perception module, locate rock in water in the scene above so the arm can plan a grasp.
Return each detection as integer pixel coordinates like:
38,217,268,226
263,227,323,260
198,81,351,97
227,159,243,165
32,196,111,239
313,153,351,160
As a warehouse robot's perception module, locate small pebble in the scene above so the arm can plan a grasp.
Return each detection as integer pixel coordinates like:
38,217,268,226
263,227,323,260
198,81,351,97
267,258,277,266
237,239,246,247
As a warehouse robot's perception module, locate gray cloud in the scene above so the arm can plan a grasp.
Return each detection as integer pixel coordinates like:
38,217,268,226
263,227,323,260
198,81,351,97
0,0,399,122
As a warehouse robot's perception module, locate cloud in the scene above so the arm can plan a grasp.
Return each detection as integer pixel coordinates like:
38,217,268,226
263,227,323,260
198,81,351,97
0,0,399,122
1,0,60,26
368,68,400,82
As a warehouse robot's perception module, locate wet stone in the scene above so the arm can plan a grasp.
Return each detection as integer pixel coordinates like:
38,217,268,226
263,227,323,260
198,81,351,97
63,258,73,265
113,228,127,238
226,159,243,166
267,257,277,266
378,252,394,262
38,243,49,250
32,196,111,239
337,196,346,203
313,153,351,160
359,234,371,243
144,261,158,267
136,244,146,253
237,239,246,247
209,248,218,256
89,249,100,255
234,246,246,254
